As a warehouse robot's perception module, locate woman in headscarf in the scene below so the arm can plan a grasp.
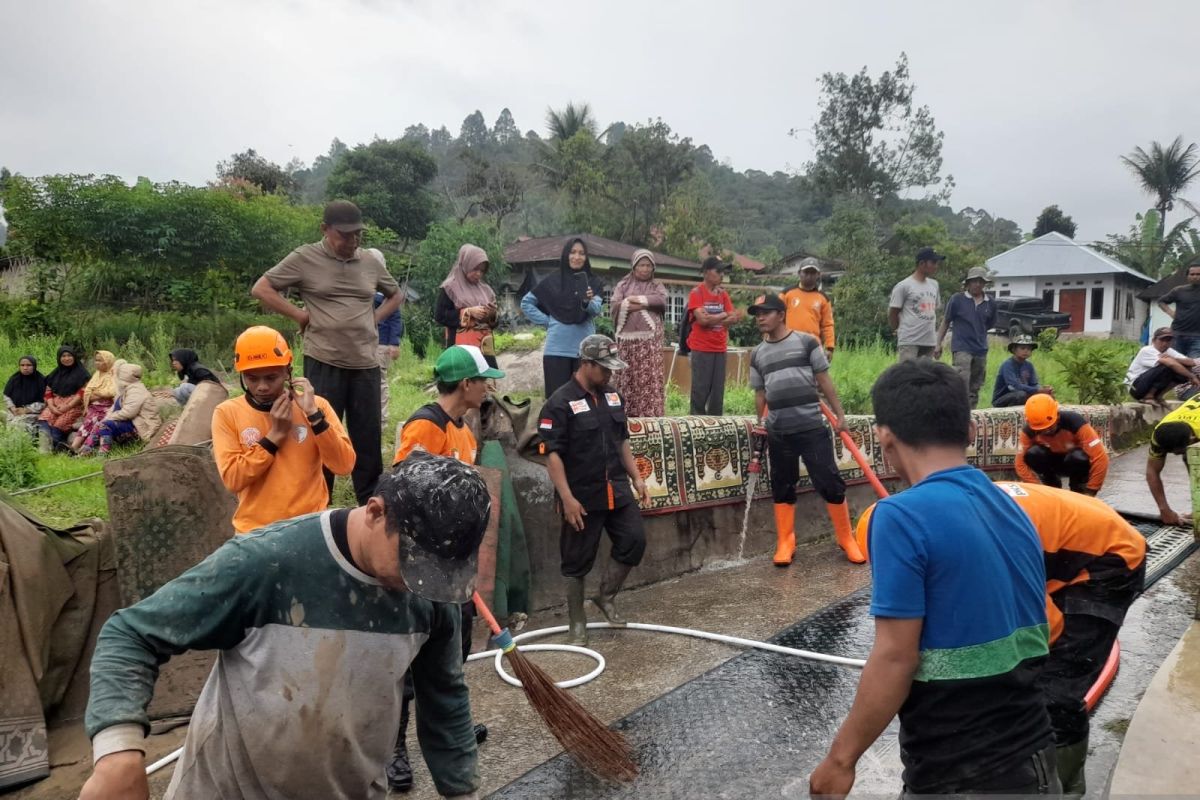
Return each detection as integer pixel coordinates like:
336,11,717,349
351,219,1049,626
436,244,500,368
169,348,222,405
79,362,160,456
4,355,47,434
70,350,121,452
610,249,668,417
521,237,605,396
37,345,91,452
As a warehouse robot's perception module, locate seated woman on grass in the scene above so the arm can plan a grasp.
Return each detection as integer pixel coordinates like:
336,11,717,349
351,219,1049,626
70,350,122,452
169,348,222,405
79,363,160,456
37,345,91,452
4,355,47,434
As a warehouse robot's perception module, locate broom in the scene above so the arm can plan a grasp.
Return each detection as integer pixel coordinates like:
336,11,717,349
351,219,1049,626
471,591,638,783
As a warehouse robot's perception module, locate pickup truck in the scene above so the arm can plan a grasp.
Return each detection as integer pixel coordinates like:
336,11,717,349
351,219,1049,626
992,296,1072,337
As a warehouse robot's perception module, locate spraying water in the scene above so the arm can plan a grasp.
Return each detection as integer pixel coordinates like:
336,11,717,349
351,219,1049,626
735,429,768,561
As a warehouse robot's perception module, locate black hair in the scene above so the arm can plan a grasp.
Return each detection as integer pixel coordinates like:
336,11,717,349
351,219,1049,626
871,359,970,448
436,378,462,395
1152,421,1194,454
1188,262,1200,274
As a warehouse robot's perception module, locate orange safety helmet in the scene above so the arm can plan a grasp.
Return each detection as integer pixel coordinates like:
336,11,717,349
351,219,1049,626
1024,394,1059,431
854,502,876,562
233,326,292,372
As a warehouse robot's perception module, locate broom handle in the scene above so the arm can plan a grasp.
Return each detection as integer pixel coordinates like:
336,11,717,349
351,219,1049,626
473,591,504,636
819,401,890,499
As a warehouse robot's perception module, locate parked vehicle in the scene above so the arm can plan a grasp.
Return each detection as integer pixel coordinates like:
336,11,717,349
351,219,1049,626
992,296,1072,337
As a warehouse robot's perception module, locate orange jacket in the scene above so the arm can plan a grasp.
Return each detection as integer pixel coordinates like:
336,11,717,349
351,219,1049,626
394,403,478,466
1014,410,1109,491
212,394,355,533
780,287,834,351
995,482,1146,643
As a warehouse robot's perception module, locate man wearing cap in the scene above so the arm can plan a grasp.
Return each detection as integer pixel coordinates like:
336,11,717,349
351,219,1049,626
388,345,503,791
780,260,835,361
1146,395,1200,525
1156,259,1200,358
993,334,1054,407
1125,326,1200,406
748,294,863,565
686,256,742,415
934,266,996,407
1016,394,1109,496
538,334,648,646
212,326,357,534
889,247,943,361
251,200,402,506
80,453,488,800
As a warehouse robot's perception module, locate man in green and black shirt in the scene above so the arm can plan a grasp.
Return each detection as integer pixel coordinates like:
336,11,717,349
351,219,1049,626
80,453,489,800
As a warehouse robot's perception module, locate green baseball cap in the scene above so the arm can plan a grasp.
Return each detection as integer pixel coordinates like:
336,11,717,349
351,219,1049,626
434,345,505,382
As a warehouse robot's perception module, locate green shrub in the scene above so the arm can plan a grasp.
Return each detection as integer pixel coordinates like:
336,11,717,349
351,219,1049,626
0,427,40,490
1051,338,1135,405
1037,327,1059,353
593,315,614,338
404,303,436,360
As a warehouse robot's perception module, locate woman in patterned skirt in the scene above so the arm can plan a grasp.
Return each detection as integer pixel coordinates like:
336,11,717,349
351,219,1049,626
610,249,668,417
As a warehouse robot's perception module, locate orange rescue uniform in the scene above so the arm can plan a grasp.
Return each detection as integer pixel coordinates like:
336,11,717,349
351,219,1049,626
212,394,356,533
1014,409,1109,492
394,403,478,466
780,287,835,352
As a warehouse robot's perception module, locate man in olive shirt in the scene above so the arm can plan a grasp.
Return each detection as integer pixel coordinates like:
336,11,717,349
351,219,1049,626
1157,259,1200,358
251,201,402,504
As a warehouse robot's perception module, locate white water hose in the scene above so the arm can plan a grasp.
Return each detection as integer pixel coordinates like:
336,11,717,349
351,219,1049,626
146,622,864,776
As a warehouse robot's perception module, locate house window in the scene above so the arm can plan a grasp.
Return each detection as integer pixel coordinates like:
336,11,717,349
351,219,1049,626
1113,289,1121,321
1000,282,1009,287
1042,289,1055,308
998,290,1011,297
667,290,687,325
1090,287,1104,320
1126,291,1134,320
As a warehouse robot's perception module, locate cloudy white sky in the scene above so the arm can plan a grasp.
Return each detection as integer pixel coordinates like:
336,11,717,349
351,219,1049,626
4,0,1198,243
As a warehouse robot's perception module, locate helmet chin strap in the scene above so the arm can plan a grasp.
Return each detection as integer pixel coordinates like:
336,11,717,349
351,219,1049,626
240,366,294,411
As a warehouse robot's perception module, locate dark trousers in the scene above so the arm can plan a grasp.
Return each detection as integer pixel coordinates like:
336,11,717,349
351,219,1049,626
767,426,846,505
901,743,1060,796
543,356,579,398
1039,612,1121,747
1130,363,1187,400
1024,445,1091,492
560,501,646,578
994,389,1030,407
303,356,382,506
397,601,474,747
689,351,726,415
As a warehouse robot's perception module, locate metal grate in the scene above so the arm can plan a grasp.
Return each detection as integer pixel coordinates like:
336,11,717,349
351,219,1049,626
1142,524,1198,588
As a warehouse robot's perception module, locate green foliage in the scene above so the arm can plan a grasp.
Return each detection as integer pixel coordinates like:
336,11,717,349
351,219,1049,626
403,302,435,360
1051,338,1136,405
0,427,39,490
1033,205,1077,239
1095,209,1198,277
1121,137,1200,244
326,139,437,241
215,149,295,194
492,328,545,353
660,173,729,259
1037,327,1059,352
409,220,510,295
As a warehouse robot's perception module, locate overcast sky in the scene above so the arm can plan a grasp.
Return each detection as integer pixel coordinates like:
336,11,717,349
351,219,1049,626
4,0,1198,244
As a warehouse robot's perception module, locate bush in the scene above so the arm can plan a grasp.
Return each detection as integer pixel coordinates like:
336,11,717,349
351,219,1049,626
1051,338,1135,405
1037,327,1059,353
404,302,436,360
0,426,39,490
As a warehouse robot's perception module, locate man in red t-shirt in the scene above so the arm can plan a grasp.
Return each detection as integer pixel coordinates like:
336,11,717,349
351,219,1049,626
687,257,742,415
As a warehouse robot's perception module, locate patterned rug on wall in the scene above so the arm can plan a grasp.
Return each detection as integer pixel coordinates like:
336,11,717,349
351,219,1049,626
627,406,1115,515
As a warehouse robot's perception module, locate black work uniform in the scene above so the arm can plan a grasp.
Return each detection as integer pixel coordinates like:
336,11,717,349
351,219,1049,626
539,377,646,578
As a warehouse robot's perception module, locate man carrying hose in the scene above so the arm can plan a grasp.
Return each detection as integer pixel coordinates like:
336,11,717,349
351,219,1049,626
80,453,488,800
387,345,503,792
746,294,862,565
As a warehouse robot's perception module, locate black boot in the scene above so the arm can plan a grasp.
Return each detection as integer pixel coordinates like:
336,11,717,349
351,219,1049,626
386,695,413,792
566,577,588,645
474,723,488,744
590,560,634,626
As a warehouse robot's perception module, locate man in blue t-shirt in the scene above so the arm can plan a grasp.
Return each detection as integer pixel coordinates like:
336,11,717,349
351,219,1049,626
810,359,1059,796
933,266,996,407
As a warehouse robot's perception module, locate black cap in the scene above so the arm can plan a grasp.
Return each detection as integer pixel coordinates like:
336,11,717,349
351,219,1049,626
382,452,492,603
916,246,946,264
702,256,730,273
323,200,365,233
748,294,786,315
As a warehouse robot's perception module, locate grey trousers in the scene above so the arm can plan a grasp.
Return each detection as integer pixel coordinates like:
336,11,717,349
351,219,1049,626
953,351,988,407
897,344,935,361
689,351,726,415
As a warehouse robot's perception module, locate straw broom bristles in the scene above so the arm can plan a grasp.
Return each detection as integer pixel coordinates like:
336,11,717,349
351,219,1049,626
473,592,638,783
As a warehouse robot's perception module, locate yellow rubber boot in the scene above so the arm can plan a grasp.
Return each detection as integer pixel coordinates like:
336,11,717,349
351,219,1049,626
773,503,796,566
828,501,866,564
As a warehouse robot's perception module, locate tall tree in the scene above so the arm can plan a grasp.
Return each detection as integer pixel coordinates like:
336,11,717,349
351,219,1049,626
1032,205,1077,239
458,110,491,149
215,148,294,193
402,124,431,148
800,53,952,202
1095,209,1196,277
290,139,348,204
492,108,520,146
326,139,437,241
1121,136,1200,268
546,102,599,141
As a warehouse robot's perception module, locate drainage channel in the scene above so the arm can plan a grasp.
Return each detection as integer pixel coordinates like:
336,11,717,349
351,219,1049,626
488,520,1198,799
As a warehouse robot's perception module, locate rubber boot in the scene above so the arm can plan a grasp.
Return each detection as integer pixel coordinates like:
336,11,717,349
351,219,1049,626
591,560,633,626
386,695,413,792
773,503,796,566
1055,736,1088,797
566,577,588,645
828,501,866,564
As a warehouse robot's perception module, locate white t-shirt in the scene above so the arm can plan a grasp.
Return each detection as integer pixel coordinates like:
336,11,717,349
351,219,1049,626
1126,345,1185,385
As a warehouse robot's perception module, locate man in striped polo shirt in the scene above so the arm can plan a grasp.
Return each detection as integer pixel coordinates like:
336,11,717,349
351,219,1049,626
747,294,864,565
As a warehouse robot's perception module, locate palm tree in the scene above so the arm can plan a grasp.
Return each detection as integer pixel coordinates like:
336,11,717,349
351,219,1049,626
545,102,598,141
1121,136,1200,234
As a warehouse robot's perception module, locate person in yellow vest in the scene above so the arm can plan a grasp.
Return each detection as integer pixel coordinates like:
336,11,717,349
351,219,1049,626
1146,394,1200,524
780,261,835,361
211,326,355,534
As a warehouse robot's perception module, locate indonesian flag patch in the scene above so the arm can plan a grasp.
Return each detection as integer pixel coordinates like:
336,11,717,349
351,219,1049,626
539,418,553,430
